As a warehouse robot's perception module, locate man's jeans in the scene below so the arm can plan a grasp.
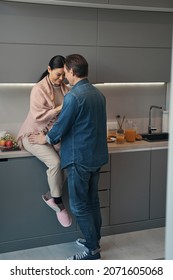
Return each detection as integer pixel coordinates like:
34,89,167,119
66,164,102,251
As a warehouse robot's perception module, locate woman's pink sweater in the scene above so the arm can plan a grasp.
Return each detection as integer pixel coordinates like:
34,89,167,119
17,75,69,148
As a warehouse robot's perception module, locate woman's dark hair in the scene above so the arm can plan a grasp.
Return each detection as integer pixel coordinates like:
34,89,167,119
38,55,65,82
65,54,88,78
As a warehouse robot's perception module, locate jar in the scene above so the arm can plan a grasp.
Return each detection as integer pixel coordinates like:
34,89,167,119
125,120,137,142
107,121,118,138
116,129,125,144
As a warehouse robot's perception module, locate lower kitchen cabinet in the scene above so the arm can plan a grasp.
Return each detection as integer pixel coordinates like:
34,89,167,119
110,149,168,226
0,149,167,253
150,149,168,219
0,156,111,253
99,158,110,226
110,151,150,225
0,157,76,253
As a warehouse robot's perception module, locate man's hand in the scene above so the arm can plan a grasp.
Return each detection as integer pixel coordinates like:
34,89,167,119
28,132,47,145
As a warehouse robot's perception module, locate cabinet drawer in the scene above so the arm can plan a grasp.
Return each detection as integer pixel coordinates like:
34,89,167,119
98,172,110,190
99,190,110,207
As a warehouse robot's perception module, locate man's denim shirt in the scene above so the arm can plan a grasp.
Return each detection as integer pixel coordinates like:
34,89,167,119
47,79,108,169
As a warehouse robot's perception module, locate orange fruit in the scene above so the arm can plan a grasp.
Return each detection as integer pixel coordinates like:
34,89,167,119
0,139,6,146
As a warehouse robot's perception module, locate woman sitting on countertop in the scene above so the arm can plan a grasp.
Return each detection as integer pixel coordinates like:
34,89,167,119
17,55,72,227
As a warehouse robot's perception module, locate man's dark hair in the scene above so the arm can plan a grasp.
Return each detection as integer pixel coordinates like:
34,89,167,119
65,54,88,78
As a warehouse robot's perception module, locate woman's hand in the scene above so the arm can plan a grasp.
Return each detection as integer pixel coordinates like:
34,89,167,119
28,132,47,145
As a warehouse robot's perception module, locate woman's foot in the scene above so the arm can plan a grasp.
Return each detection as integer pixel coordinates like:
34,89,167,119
42,193,72,227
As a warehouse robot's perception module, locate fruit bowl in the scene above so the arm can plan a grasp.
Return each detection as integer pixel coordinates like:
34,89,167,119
0,133,20,152
0,145,20,152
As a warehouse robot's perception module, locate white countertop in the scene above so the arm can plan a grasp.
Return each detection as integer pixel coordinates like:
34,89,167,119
0,140,168,159
108,140,168,153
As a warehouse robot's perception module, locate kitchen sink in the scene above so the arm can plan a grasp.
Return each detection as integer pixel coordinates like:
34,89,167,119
141,132,169,142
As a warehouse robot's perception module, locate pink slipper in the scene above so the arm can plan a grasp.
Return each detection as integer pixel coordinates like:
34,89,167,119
42,194,72,227
56,209,72,227
42,195,60,212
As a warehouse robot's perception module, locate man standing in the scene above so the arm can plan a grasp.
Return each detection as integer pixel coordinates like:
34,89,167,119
29,54,108,260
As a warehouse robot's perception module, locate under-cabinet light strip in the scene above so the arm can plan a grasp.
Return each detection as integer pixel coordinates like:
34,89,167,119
96,82,165,86
0,82,165,87
0,83,35,86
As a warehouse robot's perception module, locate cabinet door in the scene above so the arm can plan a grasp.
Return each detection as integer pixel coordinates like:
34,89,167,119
57,0,108,3
109,0,173,9
110,151,150,225
0,3,97,83
97,9,172,82
97,47,171,83
150,149,168,219
0,157,75,251
98,156,110,226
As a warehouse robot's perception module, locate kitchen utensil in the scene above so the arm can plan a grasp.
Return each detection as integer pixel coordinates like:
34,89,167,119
116,115,125,130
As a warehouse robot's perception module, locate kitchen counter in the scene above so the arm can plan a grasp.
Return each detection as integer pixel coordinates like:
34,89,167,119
0,140,168,159
0,149,32,159
0,139,168,254
108,139,168,153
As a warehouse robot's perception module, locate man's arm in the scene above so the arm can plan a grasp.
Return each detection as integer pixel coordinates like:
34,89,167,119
28,93,77,145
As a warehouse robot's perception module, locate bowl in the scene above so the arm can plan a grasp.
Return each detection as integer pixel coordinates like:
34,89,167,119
0,131,7,138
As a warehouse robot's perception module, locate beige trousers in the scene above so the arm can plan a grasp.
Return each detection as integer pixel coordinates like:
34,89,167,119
22,136,63,197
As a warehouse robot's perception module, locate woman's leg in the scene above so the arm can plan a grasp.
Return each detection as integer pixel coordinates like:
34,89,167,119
23,136,63,197
22,136,72,227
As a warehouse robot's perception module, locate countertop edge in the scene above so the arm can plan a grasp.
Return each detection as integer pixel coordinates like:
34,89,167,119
0,141,168,159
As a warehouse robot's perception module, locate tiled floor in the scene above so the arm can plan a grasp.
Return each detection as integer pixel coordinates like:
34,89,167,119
0,227,165,260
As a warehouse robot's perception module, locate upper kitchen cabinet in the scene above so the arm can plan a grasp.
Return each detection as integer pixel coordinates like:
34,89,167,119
0,2,97,46
109,0,173,10
98,10,172,48
97,9,172,82
0,1,173,83
0,2,97,83
97,47,171,83
56,0,108,3
0,44,97,83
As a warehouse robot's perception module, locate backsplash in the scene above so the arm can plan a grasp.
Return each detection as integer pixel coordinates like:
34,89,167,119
0,83,168,137
96,83,167,134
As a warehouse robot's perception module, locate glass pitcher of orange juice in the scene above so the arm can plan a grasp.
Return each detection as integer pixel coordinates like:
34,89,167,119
125,120,137,142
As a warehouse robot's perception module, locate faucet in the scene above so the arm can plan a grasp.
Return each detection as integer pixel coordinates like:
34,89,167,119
148,105,162,134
